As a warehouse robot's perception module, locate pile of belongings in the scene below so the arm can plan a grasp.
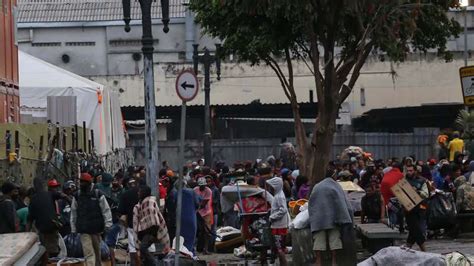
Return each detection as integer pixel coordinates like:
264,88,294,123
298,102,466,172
358,247,472,266
215,227,243,252
340,146,372,161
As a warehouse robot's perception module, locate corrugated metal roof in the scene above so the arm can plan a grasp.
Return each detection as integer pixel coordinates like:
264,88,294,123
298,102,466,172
17,0,186,23
125,119,172,125
218,117,317,123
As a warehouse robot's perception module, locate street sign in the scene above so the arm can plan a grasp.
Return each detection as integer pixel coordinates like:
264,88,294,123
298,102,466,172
460,66,474,106
175,69,199,102
174,69,198,264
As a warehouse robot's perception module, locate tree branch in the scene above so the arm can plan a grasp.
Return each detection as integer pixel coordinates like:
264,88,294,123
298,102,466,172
295,42,315,76
285,48,298,103
339,41,374,102
265,57,292,102
309,31,324,109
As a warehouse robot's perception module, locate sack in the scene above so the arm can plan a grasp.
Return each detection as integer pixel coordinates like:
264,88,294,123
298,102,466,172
445,251,471,266
290,209,309,229
64,233,83,258
427,192,457,230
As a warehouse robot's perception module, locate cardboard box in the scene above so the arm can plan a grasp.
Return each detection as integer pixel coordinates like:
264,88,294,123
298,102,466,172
390,178,423,211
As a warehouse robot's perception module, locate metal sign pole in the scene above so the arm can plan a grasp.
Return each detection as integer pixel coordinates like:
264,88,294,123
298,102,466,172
175,100,187,266
173,69,198,265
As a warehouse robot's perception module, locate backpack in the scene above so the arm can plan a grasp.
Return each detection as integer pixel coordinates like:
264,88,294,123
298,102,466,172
427,192,457,230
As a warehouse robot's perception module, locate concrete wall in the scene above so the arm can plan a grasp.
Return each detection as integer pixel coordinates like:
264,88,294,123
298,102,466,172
129,128,439,170
19,27,108,76
89,55,465,118
18,20,219,77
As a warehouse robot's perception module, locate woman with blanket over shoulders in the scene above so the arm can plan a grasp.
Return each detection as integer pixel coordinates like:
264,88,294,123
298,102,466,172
309,169,355,266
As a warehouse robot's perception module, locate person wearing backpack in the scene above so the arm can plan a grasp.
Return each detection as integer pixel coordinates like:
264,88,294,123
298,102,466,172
71,173,112,266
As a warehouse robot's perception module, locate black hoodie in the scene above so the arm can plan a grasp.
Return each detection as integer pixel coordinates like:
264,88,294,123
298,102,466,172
0,195,17,233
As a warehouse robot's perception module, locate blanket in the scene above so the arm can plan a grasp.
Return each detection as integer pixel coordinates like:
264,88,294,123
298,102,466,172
358,247,445,266
309,178,353,232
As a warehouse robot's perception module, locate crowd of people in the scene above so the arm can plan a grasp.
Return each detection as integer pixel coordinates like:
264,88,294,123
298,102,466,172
0,131,473,266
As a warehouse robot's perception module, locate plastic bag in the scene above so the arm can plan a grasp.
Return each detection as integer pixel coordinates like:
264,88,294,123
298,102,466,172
64,233,83,258
427,192,457,230
57,233,67,258
445,251,471,266
290,209,309,229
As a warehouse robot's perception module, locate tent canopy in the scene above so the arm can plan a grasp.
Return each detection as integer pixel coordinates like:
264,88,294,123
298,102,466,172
19,51,126,154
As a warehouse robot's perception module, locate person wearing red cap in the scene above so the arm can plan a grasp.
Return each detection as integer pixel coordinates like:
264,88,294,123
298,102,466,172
71,173,112,266
47,179,60,188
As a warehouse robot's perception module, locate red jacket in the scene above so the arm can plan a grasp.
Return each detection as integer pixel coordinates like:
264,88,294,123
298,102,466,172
381,168,403,204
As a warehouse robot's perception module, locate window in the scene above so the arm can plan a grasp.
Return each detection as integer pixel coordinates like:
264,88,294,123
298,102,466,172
65,41,96,46
32,42,61,47
360,88,366,106
109,39,158,47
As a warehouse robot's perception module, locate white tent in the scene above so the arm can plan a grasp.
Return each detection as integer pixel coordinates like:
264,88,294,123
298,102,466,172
19,51,126,154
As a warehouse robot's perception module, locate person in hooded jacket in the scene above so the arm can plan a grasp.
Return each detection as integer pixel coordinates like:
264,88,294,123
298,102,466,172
266,177,290,266
0,182,18,234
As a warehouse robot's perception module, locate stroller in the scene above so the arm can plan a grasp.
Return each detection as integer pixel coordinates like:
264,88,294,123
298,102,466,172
235,182,275,265
220,180,276,265
243,213,275,264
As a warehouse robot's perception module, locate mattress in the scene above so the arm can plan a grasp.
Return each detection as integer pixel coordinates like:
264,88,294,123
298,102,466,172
14,242,45,266
0,233,39,265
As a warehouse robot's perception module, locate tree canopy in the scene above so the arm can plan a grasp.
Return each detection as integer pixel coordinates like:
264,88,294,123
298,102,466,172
190,0,462,182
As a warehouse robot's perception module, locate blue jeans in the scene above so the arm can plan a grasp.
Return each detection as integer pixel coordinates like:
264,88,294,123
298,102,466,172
104,223,122,247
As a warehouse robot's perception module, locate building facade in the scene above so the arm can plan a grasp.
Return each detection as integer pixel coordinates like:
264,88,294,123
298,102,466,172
1,0,19,123
15,1,473,133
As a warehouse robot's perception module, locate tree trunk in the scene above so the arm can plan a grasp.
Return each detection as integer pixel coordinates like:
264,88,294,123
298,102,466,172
308,107,339,185
292,104,311,176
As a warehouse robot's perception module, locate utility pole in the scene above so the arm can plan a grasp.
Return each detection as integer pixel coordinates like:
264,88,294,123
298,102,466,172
463,3,471,112
193,44,221,167
122,0,169,195
464,6,468,67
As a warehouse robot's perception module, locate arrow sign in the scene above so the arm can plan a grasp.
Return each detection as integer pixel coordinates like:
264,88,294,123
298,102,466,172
176,70,199,102
181,81,195,90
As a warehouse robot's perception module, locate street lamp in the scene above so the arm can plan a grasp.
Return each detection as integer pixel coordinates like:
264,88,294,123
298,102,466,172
193,44,221,167
122,0,170,195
